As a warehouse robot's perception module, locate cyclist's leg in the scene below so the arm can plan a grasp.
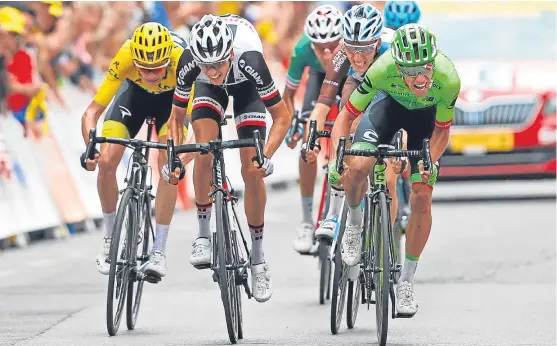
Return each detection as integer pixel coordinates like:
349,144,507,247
341,92,403,266
143,90,189,277
189,82,229,266
231,82,272,303
396,105,437,316
293,69,323,252
314,75,353,240
96,81,145,274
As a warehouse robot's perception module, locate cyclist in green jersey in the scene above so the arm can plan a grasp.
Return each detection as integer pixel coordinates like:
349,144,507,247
281,4,345,254
328,24,461,317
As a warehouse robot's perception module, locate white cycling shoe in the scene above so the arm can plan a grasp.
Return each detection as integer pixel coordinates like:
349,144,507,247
96,237,111,275
341,223,363,266
190,237,212,267
251,262,273,303
315,216,337,240
396,281,418,316
293,223,315,254
143,251,166,277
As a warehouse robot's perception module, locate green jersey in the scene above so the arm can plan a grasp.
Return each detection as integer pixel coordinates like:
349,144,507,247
345,50,461,129
285,33,325,90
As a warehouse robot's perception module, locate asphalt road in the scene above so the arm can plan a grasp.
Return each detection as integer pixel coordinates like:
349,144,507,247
0,182,555,346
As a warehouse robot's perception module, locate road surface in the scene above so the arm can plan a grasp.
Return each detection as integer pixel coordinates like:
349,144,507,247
0,183,555,346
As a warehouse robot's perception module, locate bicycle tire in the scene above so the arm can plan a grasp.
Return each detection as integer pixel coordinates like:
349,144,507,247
373,191,390,346
126,193,152,330
330,200,349,335
106,188,135,336
215,191,239,344
229,205,244,340
318,239,331,305
346,279,361,329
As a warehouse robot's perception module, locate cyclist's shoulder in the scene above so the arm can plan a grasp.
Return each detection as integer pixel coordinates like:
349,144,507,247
367,51,397,79
292,33,313,54
432,51,460,92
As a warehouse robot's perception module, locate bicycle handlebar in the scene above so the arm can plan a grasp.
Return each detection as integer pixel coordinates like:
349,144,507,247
85,129,167,161
306,119,332,151
167,130,265,175
336,137,432,174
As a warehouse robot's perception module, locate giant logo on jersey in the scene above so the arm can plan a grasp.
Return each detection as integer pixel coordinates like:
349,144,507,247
239,59,263,85
178,60,197,86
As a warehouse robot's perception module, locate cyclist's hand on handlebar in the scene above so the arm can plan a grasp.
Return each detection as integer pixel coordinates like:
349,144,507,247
80,149,100,171
300,142,320,163
389,157,408,174
284,123,304,149
161,158,185,185
327,159,347,186
417,159,439,185
251,155,274,177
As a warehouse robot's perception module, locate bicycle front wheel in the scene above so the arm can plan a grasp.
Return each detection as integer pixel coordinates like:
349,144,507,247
107,188,135,336
126,193,152,330
318,239,332,305
373,191,391,346
215,191,240,344
330,200,349,335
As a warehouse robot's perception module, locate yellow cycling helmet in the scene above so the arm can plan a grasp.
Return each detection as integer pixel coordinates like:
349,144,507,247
130,22,174,67
0,7,27,35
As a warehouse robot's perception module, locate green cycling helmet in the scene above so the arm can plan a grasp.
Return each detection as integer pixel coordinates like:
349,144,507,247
391,23,437,66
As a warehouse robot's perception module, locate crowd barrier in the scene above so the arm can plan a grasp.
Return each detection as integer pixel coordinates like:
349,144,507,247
0,64,311,247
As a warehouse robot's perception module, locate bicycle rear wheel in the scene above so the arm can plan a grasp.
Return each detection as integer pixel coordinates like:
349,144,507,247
373,191,391,346
215,191,240,344
107,188,135,336
126,193,152,330
330,200,349,335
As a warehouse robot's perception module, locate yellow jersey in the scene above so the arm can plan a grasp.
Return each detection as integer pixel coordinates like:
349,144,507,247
94,38,185,107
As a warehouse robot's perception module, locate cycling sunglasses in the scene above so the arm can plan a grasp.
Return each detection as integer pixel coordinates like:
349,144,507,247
344,40,379,54
197,59,229,70
399,63,434,77
133,59,170,73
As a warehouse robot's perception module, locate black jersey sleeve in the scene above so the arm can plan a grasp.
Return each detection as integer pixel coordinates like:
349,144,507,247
173,48,201,109
237,51,282,108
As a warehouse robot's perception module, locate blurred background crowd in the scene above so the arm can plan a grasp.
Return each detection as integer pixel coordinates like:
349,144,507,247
0,1,381,122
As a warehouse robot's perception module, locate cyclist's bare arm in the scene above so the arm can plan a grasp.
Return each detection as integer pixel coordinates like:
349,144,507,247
305,45,350,142
265,100,291,158
282,86,296,120
167,104,187,146
330,107,358,163
80,100,106,145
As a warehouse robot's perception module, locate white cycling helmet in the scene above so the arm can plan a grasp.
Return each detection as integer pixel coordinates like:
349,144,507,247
189,14,234,63
304,5,343,44
343,4,383,43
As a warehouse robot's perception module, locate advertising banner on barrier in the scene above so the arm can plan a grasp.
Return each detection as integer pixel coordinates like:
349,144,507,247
0,116,61,239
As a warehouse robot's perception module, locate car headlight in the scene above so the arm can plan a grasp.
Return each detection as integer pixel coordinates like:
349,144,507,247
543,96,556,116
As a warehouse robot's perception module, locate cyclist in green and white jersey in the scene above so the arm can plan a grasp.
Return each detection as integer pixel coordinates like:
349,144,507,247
328,24,461,317
281,4,345,254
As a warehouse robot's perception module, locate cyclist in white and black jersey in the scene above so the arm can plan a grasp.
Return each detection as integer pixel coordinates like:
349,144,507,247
165,14,290,303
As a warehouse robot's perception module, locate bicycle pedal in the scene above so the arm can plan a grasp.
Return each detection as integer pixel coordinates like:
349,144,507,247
193,263,212,270
144,274,162,284
395,311,415,319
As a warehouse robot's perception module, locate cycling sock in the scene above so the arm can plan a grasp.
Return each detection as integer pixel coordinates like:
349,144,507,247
326,186,345,219
249,224,264,265
103,212,116,239
301,196,313,224
153,224,170,254
400,254,419,284
347,204,363,226
196,202,212,239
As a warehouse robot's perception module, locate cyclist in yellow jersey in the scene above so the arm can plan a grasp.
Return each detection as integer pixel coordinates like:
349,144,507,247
80,22,192,278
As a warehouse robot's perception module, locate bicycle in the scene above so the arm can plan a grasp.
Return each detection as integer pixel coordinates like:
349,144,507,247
83,117,166,337
285,98,340,306
306,120,356,334
334,134,432,346
166,115,264,344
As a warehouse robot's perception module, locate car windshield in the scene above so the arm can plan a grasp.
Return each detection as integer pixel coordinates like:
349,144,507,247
421,12,556,61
